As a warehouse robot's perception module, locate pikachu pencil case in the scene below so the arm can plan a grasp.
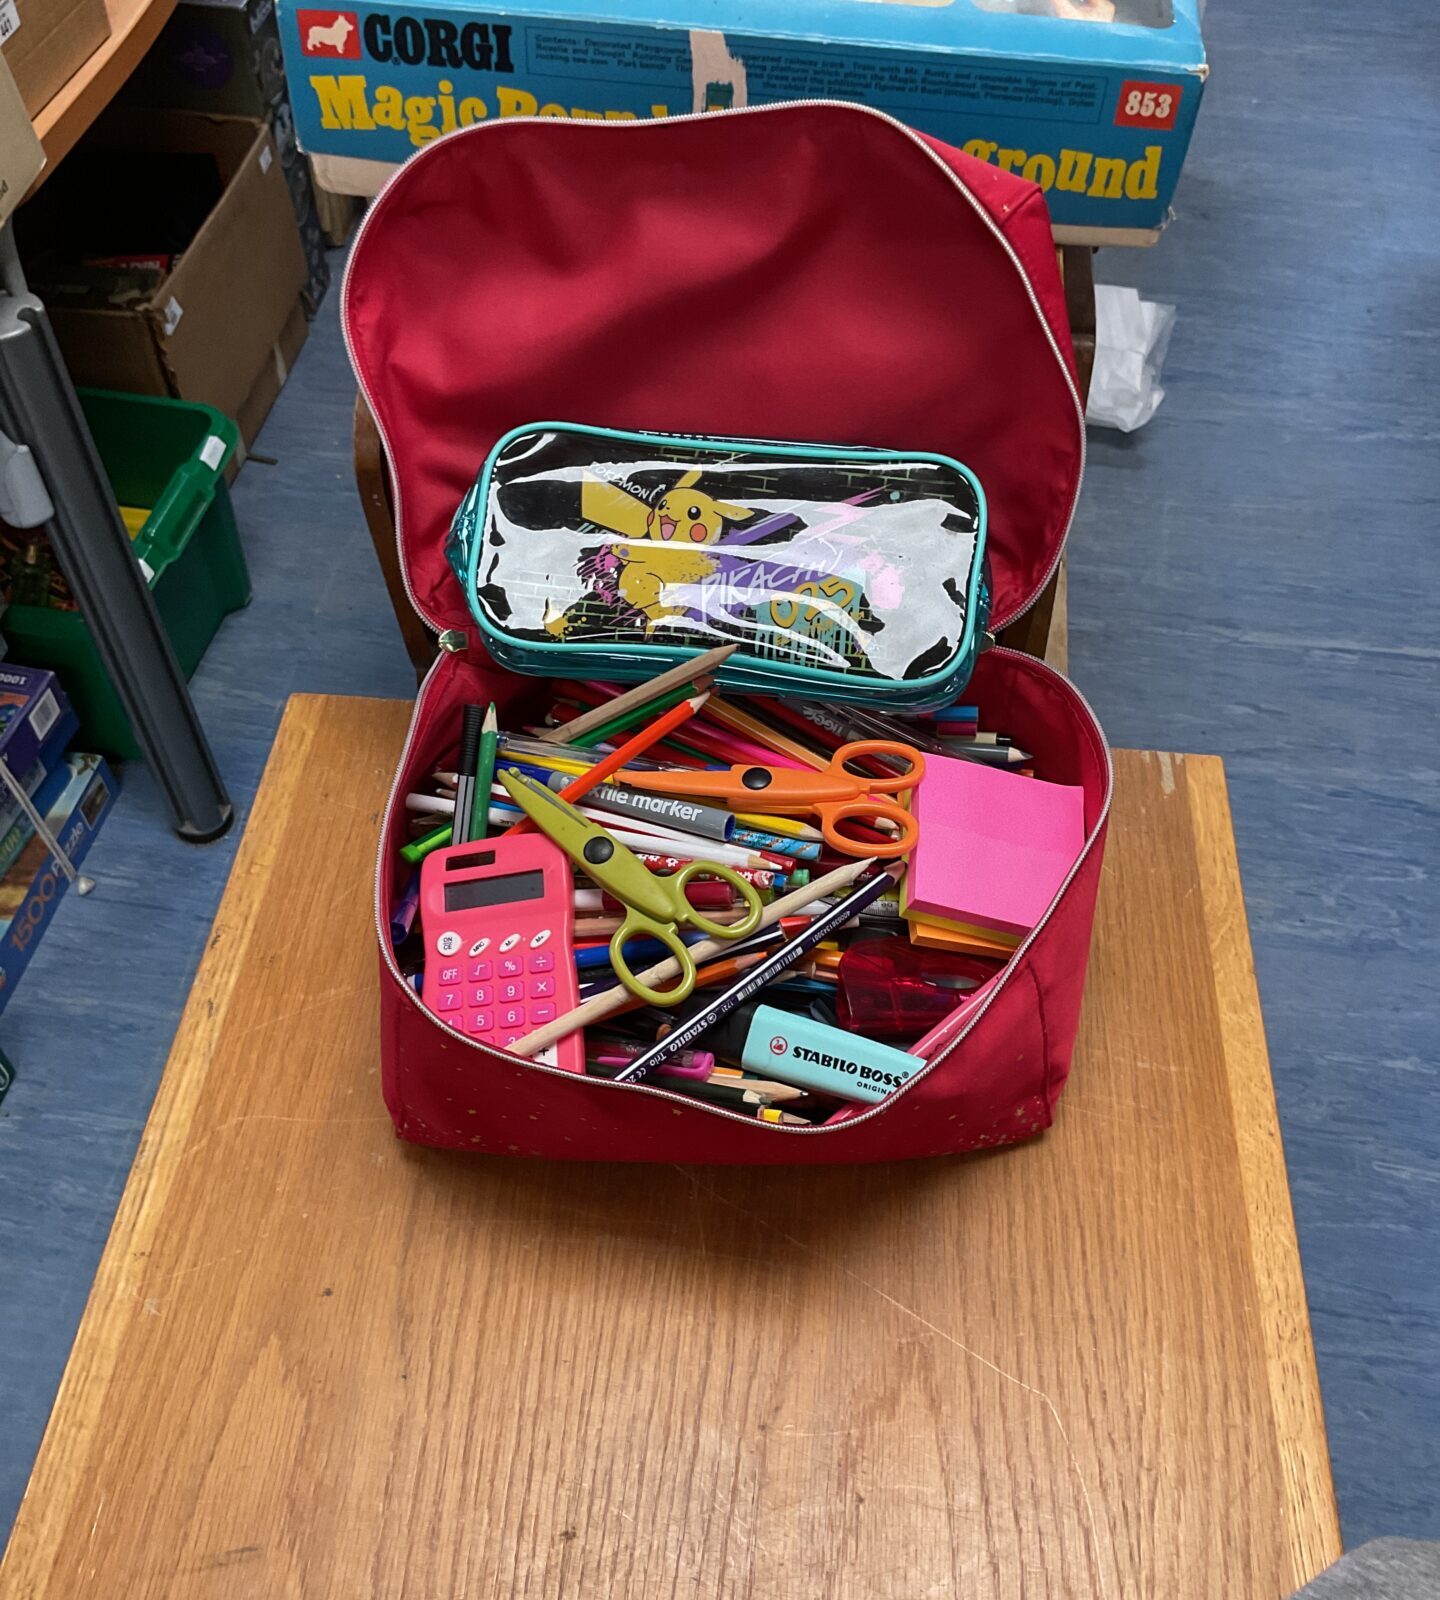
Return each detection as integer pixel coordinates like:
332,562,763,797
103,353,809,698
446,423,990,710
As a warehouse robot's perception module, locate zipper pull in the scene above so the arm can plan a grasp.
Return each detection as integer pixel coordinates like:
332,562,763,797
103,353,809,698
438,629,468,654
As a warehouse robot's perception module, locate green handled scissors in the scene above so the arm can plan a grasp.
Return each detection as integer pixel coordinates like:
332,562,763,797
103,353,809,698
499,770,765,1006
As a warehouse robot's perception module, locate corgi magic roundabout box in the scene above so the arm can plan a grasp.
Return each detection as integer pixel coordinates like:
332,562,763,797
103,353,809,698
280,0,1205,240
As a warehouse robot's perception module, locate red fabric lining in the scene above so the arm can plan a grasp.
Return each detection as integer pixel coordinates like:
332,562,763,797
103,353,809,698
344,105,1083,634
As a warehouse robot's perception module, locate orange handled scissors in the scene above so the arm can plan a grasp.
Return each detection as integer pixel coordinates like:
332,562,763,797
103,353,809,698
624,740,924,860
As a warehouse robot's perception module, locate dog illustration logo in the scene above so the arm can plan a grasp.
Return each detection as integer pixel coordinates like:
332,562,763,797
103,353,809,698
298,10,359,56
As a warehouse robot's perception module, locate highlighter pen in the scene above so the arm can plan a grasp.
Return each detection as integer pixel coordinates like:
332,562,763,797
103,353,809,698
699,1003,923,1104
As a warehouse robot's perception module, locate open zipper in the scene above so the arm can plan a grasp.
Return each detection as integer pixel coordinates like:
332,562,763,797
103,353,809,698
346,102,1105,1135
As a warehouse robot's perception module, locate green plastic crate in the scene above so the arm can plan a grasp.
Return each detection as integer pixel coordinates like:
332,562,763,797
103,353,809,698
2,389,247,759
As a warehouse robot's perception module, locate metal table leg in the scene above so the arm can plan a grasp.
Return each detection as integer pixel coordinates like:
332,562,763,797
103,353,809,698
0,226,232,841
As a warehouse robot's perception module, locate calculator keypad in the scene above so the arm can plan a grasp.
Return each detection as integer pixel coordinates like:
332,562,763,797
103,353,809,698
434,933,567,1050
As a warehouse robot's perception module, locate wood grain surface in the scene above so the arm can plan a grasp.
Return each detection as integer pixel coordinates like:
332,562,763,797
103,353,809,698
0,697,1339,1600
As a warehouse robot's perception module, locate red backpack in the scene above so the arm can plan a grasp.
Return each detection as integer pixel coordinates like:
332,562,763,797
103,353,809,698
345,102,1111,1163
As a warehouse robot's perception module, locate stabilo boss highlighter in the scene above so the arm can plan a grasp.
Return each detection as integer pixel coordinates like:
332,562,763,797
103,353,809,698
700,1004,924,1104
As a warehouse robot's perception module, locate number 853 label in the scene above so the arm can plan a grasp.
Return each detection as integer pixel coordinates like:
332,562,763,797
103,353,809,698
1114,80,1182,131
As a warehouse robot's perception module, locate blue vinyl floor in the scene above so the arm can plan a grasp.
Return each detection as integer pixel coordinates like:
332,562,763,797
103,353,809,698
1,0,1436,1559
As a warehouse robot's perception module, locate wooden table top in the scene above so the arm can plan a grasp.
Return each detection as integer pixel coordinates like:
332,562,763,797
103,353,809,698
0,696,1340,1600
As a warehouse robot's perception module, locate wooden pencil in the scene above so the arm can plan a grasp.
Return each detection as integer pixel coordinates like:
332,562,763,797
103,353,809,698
535,644,737,745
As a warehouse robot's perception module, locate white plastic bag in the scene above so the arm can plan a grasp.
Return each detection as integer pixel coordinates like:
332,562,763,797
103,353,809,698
1086,284,1177,433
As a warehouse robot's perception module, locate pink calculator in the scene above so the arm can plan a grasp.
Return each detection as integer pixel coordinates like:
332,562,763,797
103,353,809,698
419,834,584,1071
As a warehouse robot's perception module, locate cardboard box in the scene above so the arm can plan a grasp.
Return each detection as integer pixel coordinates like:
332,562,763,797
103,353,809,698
0,49,43,220
0,663,75,785
19,111,309,442
0,747,74,880
278,0,1205,242
124,0,331,311
0,752,117,1014
1,0,112,118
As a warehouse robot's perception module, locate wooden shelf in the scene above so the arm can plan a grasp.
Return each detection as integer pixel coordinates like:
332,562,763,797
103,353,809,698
29,0,178,184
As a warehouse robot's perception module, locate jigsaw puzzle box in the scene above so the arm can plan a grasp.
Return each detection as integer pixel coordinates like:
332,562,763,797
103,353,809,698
279,0,1205,239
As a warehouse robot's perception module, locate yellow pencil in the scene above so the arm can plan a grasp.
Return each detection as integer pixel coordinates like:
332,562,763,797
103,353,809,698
731,810,824,841
496,746,591,777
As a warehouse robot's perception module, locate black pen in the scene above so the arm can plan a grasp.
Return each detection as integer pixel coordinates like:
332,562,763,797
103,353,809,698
451,704,485,845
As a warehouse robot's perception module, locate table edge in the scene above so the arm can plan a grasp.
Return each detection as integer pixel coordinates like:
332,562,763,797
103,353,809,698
1184,753,1343,1578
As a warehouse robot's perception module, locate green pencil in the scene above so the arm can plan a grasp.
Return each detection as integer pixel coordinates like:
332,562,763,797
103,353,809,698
576,682,694,749
472,703,498,838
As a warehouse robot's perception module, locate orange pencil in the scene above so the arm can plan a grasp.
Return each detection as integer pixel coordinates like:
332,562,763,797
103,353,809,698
504,690,710,837
704,696,829,772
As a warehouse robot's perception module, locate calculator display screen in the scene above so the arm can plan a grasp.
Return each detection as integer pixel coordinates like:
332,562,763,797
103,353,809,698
444,869,545,912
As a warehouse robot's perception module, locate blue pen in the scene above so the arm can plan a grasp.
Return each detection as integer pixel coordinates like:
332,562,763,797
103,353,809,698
495,756,576,787
729,826,822,861
931,704,979,722
574,931,708,971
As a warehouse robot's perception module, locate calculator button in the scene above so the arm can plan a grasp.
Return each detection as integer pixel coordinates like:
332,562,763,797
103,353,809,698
529,928,552,949
438,965,460,985
467,937,491,958
499,979,524,1003
529,1003,556,1024
498,956,523,978
468,961,492,982
468,1011,494,1034
499,1032,524,1049
529,976,555,999
500,1005,525,1029
471,985,493,1006
435,988,462,1012
436,931,462,957
500,933,521,953
528,952,555,974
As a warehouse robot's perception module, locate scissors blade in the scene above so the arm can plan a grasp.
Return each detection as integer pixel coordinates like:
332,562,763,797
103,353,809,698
499,771,674,919
498,770,589,839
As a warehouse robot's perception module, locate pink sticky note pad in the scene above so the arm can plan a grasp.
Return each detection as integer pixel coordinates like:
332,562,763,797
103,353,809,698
905,755,1084,939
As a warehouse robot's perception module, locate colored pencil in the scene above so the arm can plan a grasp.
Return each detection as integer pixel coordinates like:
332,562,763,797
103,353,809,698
938,742,1033,767
705,697,830,770
575,680,709,749
600,947,775,1017
683,718,806,770
505,691,709,837
535,645,736,744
